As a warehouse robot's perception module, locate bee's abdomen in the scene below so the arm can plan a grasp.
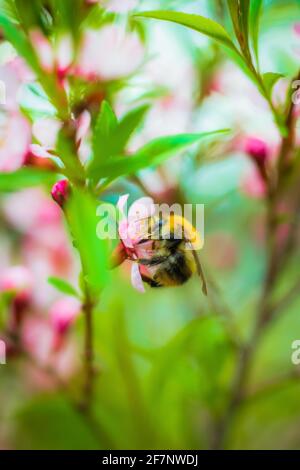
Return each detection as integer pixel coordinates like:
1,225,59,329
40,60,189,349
155,252,192,286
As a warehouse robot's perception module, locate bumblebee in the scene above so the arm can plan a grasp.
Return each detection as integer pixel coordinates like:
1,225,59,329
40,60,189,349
134,214,207,295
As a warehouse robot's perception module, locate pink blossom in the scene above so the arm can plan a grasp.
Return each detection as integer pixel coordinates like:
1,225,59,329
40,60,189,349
77,24,144,80
2,188,78,307
49,297,81,336
76,110,91,146
116,194,156,292
29,29,54,73
3,188,61,234
21,315,79,379
0,112,31,172
0,266,33,300
29,30,73,79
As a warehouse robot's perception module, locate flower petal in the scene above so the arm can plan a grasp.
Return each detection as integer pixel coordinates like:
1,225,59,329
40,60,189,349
128,197,155,221
131,263,145,293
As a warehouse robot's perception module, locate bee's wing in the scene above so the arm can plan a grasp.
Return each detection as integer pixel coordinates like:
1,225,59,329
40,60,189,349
186,241,207,296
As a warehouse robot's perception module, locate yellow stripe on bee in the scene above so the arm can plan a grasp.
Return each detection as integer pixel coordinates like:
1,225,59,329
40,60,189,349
168,215,203,250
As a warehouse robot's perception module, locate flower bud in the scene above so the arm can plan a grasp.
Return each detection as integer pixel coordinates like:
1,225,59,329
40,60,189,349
244,137,268,165
51,179,69,208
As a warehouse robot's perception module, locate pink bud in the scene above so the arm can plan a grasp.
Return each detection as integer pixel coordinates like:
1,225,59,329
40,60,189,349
0,266,33,301
244,137,268,164
49,298,81,336
51,179,69,208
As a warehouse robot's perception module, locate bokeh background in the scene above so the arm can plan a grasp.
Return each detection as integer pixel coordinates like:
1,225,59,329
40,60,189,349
0,0,300,450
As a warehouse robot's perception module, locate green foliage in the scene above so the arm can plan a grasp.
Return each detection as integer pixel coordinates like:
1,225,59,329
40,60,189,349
56,127,84,181
134,10,237,52
88,101,149,180
14,395,101,449
99,130,228,179
0,168,56,192
249,0,264,67
91,101,118,165
227,0,251,56
66,188,109,299
89,130,230,184
262,72,284,95
48,276,80,298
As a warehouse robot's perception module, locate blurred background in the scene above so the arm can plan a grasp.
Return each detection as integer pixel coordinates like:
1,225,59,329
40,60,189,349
0,0,300,450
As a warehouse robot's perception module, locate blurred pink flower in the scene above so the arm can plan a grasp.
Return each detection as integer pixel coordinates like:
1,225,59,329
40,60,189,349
49,297,81,336
21,315,79,380
31,112,90,161
3,188,61,233
294,23,300,36
0,112,31,172
240,168,267,199
2,188,78,307
29,30,73,77
0,265,33,301
77,24,144,80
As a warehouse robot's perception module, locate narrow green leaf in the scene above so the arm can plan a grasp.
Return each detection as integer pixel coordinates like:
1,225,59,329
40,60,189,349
95,129,230,182
249,0,263,67
48,277,80,298
227,0,251,55
112,104,150,156
0,168,56,192
66,188,108,297
134,11,237,52
92,100,118,163
262,72,284,95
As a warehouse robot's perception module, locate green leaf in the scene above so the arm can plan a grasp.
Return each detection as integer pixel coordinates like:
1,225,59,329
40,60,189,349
134,10,237,52
48,277,80,298
227,0,251,54
262,72,284,95
0,168,56,192
94,129,230,182
112,104,149,156
66,188,108,298
249,0,263,67
92,100,118,163
88,102,149,177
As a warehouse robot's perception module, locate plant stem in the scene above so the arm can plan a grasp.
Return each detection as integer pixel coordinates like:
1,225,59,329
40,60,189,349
81,282,95,414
